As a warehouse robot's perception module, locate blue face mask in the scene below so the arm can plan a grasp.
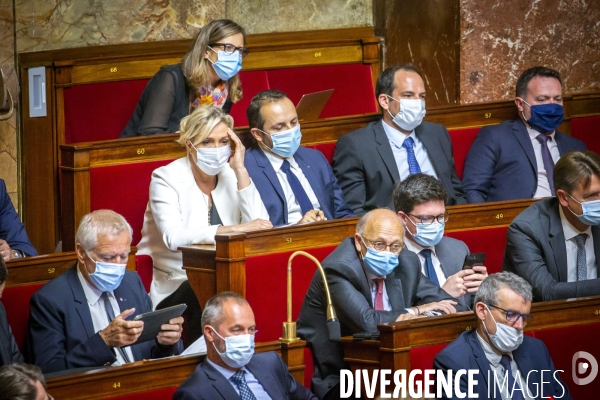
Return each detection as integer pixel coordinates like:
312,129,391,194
407,218,445,247
260,124,302,158
210,326,255,368
359,236,399,277
566,192,600,226
208,47,242,81
521,99,564,133
86,253,126,292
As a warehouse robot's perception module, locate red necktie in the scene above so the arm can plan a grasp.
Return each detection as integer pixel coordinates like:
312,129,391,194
374,278,384,311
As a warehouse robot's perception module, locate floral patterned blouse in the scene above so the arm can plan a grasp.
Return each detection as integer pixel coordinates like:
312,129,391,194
192,81,229,110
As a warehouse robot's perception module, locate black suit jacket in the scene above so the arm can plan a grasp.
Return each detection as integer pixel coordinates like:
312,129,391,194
296,238,465,399
434,329,572,400
333,120,466,215
173,352,317,400
0,179,37,256
0,302,24,366
27,265,182,373
503,197,600,302
462,119,586,203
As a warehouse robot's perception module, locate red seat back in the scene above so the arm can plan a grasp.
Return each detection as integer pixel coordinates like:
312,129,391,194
89,159,174,245
305,142,336,165
571,116,600,154
105,387,177,400
304,347,315,389
445,226,508,274
64,80,150,143
135,255,154,293
245,246,338,342
230,70,270,127
448,127,481,179
2,284,44,352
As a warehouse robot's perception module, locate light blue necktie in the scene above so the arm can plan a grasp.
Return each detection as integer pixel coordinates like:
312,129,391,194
402,136,421,175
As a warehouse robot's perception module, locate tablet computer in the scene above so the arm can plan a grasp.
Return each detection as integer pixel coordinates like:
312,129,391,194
132,304,187,344
296,89,334,122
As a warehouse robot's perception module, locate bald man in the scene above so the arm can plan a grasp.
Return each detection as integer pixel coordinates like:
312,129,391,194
297,209,465,400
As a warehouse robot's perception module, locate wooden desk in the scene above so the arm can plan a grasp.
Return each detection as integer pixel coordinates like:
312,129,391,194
46,340,306,400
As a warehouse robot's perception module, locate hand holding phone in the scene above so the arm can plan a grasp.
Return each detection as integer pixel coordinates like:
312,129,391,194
462,253,486,272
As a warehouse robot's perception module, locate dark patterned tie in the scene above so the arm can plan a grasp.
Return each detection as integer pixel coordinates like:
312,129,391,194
280,160,313,215
373,278,384,310
500,354,525,400
575,233,588,281
101,292,131,363
535,133,555,195
230,370,257,400
420,249,440,286
402,136,421,175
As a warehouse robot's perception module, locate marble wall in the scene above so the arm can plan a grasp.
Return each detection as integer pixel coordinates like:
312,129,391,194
460,0,600,103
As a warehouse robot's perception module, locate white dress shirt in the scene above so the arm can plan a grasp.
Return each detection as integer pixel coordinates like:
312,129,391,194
205,358,272,400
76,268,134,365
527,126,560,198
404,236,448,287
559,206,598,281
260,148,321,225
381,120,438,181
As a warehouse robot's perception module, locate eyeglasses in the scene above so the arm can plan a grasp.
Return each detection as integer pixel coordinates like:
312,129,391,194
363,237,404,254
486,303,534,326
209,43,250,58
407,212,450,225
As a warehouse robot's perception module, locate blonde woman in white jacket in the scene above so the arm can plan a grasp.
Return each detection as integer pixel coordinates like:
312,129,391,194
137,105,271,346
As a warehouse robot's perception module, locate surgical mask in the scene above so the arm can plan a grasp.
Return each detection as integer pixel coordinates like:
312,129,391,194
520,99,564,133
86,253,126,292
387,97,426,131
359,236,399,277
208,47,242,81
192,143,231,175
483,304,523,353
566,192,600,226
260,124,302,158
210,326,255,368
406,218,445,247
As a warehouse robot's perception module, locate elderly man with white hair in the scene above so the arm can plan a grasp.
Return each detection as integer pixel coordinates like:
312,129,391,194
27,210,183,373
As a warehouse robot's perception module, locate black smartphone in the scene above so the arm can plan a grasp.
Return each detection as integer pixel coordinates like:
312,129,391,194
462,253,486,272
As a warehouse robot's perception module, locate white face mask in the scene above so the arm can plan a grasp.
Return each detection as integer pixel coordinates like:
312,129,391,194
209,326,255,368
191,143,231,175
386,97,426,131
482,304,523,353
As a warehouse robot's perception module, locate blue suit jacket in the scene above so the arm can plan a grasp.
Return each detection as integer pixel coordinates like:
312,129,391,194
173,351,317,400
434,329,572,400
0,302,24,366
462,119,587,203
26,265,182,373
0,179,37,256
244,146,354,226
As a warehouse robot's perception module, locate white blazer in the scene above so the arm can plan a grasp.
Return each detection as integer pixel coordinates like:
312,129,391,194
136,157,268,306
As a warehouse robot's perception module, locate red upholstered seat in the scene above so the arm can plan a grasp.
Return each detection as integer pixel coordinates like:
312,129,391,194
229,70,270,127
2,284,44,352
448,127,481,179
571,116,600,155
105,387,177,400
89,159,174,245
135,255,153,293
305,142,336,165
64,80,149,143
534,322,600,400
245,246,338,343
304,347,315,389
445,226,508,274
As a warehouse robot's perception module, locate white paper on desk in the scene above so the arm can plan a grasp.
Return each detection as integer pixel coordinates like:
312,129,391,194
181,335,207,356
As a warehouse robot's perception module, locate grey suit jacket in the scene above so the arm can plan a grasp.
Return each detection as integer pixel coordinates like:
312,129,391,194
503,197,600,302
333,119,466,215
434,237,472,309
296,237,466,399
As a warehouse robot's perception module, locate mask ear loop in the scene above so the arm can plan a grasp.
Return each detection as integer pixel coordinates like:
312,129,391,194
564,191,586,218
481,304,498,338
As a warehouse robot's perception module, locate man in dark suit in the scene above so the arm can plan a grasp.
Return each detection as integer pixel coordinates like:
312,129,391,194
0,258,24,366
174,292,316,400
462,66,586,203
244,90,354,226
333,64,466,215
394,173,488,310
504,151,600,302
0,179,37,260
434,272,572,399
297,208,465,400
27,210,183,373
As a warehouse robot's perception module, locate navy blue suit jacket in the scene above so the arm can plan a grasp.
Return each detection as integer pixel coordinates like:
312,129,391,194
244,145,354,226
173,351,317,400
26,265,182,373
462,119,586,203
434,329,572,400
0,179,37,256
0,302,24,366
